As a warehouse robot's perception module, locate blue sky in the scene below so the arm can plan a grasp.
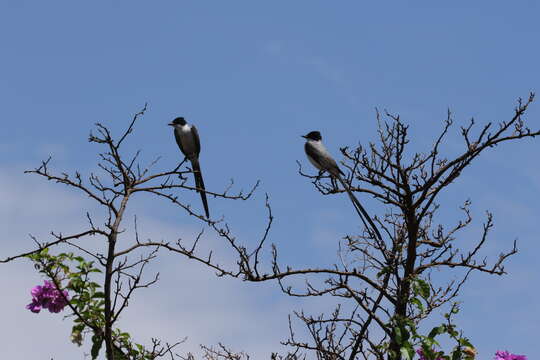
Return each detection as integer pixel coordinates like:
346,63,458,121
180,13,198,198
1,1,539,359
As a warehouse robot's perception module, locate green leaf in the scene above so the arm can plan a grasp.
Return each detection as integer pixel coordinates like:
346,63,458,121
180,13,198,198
411,298,424,312
400,346,413,360
376,266,391,278
394,326,404,344
90,334,103,360
459,338,473,348
451,349,462,360
435,351,445,360
113,347,129,360
92,292,105,299
448,327,458,337
422,337,439,348
416,279,430,299
72,323,85,333
428,325,445,339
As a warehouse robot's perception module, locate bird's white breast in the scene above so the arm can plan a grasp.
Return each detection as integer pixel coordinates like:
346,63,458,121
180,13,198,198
309,140,331,157
179,124,192,133
307,140,330,170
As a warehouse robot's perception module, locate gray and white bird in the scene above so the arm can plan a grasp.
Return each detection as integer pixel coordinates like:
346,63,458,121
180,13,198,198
302,131,381,240
169,117,210,218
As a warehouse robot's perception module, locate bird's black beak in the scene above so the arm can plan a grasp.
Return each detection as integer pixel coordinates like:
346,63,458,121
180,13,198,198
301,135,307,139
167,123,174,126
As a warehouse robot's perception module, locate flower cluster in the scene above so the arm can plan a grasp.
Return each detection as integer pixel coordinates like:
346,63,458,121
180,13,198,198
494,351,527,360
26,280,70,313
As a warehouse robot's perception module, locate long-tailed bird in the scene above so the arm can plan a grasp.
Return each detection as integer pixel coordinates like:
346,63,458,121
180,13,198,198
302,130,381,240
169,117,210,218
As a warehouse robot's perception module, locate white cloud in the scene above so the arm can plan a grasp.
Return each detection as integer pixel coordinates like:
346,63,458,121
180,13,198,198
2,152,538,359
0,168,306,359
261,40,346,86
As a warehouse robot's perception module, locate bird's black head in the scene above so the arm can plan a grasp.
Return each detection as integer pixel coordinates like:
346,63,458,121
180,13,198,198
168,117,187,126
302,131,322,141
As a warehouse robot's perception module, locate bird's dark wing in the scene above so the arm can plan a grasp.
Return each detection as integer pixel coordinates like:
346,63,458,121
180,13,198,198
191,125,201,157
174,129,187,157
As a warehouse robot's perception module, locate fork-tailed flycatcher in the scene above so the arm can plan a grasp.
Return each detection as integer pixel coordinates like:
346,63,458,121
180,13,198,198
169,117,210,218
302,131,381,240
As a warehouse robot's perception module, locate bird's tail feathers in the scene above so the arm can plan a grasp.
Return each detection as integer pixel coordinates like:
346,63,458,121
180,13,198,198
190,158,210,218
336,175,382,241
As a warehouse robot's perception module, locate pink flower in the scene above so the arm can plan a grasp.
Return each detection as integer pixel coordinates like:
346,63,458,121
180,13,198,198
494,350,527,360
26,280,69,314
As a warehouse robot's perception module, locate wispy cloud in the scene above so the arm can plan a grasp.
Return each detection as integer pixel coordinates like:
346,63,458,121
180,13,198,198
0,168,309,358
261,40,346,86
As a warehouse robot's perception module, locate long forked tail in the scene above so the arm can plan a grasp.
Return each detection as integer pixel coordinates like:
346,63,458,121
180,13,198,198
190,158,210,218
336,175,382,241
